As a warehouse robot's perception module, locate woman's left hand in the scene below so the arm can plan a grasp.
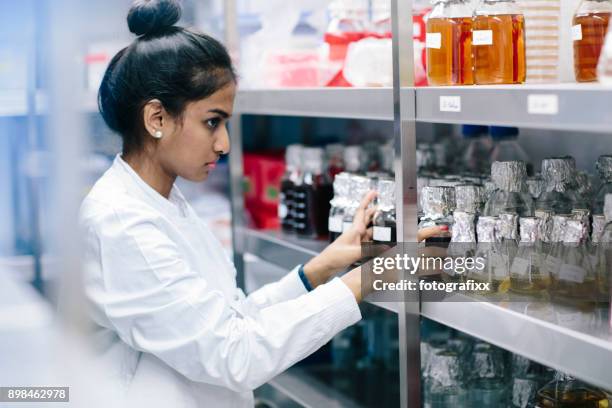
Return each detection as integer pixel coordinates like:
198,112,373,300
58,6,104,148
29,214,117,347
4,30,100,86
303,191,377,287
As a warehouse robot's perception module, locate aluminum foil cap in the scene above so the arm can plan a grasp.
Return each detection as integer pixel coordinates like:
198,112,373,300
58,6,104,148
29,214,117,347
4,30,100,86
605,194,612,223
526,176,545,199
574,171,593,198
330,172,350,207
596,155,612,181
572,208,591,230
491,161,527,193
302,147,325,173
421,186,456,220
477,216,498,243
348,175,370,207
535,210,553,243
563,219,587,244
541,157,575,193
496,213,519,240
377,179,396,209
455,184,484,213
592,215,606,244
285,144,303,169
551,215,571,243
452,211,476,243
519,217,539,243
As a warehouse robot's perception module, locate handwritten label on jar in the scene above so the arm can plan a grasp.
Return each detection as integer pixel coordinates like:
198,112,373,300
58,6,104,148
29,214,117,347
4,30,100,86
473,30,493,46
439,96,461,112
558,264,586,283
426,32,442,49
328,216,343,233
527,94,559,115
373,226,392,242
510,257,530,276
572,24,583,41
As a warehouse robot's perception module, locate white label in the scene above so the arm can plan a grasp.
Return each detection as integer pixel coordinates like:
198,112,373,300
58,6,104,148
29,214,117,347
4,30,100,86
342,221,353,232
559,264,586,283
278,203,288,219
528,94,559,115
510,257,530,276
439,96,461,112
414,23,421,38
373,226,392,242
426,32,442,49
328,216,343,233
572,24,583,41
490,253,508,278
473,30,493,46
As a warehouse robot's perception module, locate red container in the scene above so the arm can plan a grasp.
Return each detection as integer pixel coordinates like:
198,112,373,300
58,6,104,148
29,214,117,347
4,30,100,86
243,152,285,230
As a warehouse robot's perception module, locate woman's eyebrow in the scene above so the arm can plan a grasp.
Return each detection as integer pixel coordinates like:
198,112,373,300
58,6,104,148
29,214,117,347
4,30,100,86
208,108,231,118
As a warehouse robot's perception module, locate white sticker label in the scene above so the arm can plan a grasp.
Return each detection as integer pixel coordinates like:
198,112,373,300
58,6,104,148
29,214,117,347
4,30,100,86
544,255,561,273
342,221,353,232
490,253,508,278
439,96,461,112
328,216,343,233
426,32,442,49
528,94,559,115
414,23,422,38
473,30,493,46
559,264,586,283
373,226,392,242
572,24,583,41
510,257,530,276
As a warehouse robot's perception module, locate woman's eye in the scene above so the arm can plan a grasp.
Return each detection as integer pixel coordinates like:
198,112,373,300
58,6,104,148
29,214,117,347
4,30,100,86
206,118,221,129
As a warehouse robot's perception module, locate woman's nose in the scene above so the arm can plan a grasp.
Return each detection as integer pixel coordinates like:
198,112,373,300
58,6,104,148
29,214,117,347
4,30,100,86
214,125,231,155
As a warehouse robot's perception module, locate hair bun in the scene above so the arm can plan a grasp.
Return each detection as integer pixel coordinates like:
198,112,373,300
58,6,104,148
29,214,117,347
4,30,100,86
127,0,182,37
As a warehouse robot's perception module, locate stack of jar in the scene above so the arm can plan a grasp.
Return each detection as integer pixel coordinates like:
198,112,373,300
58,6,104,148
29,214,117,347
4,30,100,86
280,142,394,240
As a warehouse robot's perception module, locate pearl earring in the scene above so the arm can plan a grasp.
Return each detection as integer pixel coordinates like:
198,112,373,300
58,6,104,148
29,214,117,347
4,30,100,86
153,130,163,139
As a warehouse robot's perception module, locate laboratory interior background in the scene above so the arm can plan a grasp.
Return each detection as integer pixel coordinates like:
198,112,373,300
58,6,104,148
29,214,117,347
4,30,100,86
2,0,612,407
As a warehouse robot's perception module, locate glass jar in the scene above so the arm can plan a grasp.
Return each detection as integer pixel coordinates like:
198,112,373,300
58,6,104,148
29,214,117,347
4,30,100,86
419,186,456,243
573,0,612,82
489,127,531,170
467,344,507,406
484,161,534,217
510,217,548,294
471,215,502,292
328,172,350,242
536,372,609,408
426,350,468,407
461,125,492,175
473,0,527,84
426,0,475,86
592,155,612,214
342,174,370,233
373,178,397,244
535,157,578,215
455,184,485,214
279,144,303,233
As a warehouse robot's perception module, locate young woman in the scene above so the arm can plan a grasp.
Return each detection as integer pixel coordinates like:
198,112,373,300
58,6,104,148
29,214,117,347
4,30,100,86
80,1,440,406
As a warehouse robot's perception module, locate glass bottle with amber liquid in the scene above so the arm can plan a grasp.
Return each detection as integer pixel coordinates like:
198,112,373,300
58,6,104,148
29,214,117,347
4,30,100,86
473,0,526,84
426,0,475,86
573,0,612,82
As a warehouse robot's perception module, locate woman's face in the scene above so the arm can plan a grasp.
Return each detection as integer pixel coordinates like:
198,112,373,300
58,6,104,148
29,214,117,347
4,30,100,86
157,82,236,182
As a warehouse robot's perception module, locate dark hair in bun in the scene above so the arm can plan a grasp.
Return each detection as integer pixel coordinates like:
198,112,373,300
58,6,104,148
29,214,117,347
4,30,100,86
98,0,236,155
127,0,181,37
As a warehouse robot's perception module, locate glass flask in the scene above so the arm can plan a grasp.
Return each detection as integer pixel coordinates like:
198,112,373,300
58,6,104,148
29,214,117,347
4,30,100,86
542,214,571,281
473,0,526,84
550,219,599,307
293,148,334,239
489,127,531,171
573,0,612,82
373,179,397,244
461,125,492,175
279,144,303,233
484,161,534,217
510,217,548,294
511,355,547,408
591,214,609,301
427,350,468,408
536,157,578,215
419,186,456,243
496,212,519,292
328,172,350,243
536,372,610,408
471,215,503,292
446,211,476,281
342,174,370,233
426,0,475,85
467,343,507,406
592,155,612,214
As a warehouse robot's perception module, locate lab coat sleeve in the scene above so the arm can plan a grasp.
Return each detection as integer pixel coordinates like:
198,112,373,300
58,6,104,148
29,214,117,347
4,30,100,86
84,207,362,393
245,265,309,309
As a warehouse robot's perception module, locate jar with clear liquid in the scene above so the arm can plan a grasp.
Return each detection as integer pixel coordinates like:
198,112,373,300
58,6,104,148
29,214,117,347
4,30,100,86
471,216,503,292
279,145,303,233
484,161,534,217
328,172,351,243
426,0,475,86
592,155,612,214
536,372,610,408
591,214,609,302
473,0,527,84
510,217,548,294
426,350,468,408
573,0,612,82
467,344,507,406
536,158,578,215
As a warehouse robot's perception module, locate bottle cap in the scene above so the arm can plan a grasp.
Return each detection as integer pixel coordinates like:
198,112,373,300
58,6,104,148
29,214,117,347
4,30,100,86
551,214,571,243
421,186,456,220
541,157,575,193
451,211,476,243
286,144,303,168
455,184,484,213
592,215,606,244
535,209,553,243
496,213,518,240
462,125,488,139
331,172,351,207
519,217,539,243
563,219,587,244
477,216,498,243
491,161,527,193
596,155,612,181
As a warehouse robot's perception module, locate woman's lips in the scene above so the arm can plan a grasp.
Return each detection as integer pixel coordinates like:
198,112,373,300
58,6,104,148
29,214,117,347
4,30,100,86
207,162,217,170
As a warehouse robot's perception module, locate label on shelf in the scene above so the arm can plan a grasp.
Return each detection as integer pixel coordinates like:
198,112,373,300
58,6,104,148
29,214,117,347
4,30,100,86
544,255,561,274
373,226,392,242
510,257,530,276
572,24,583,41
328,216,343,233
439,96,461,112
527,94,559,115
558,264,586,283
342,221,353,232
473,30,493,46
426,32,442,49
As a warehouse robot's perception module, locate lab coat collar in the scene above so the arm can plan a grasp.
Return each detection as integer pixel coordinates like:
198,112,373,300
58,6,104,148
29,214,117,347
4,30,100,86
113,154,189,218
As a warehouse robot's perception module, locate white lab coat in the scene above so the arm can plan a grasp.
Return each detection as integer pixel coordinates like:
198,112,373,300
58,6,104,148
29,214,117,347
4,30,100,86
79,155,362,408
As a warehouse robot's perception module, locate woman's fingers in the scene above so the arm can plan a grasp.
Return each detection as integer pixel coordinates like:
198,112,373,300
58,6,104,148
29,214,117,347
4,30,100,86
364,206,377,224
417,225,448,242
354,191,377,220
365,227,374,241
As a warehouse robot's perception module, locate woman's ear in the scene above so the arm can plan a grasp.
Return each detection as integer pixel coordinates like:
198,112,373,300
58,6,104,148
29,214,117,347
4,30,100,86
142,99,165,138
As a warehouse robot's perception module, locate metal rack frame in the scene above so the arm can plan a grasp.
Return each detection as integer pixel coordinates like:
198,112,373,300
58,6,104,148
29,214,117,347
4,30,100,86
226,1,612,406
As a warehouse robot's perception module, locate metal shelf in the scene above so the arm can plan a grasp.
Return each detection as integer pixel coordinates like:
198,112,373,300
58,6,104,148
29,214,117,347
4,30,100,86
414,83,612,133
422,295,612,390
235,88,395,120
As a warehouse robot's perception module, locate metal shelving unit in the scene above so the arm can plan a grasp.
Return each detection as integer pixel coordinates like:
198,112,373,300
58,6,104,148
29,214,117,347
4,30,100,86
226,0,612,407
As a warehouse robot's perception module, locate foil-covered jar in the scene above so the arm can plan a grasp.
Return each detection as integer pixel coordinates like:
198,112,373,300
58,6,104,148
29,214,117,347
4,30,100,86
420,186,456,225
484,161,533,217
526,175,545,200
593,155,612,215
455,184,484,214
536,157,577,215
